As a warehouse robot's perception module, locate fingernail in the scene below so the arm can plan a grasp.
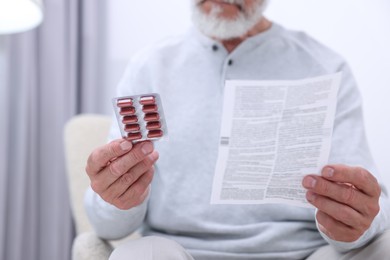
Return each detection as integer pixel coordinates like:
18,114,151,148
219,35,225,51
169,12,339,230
120,141,132,151
148,151,159,161
303,176,317,188
141,142,153,155
306,191,316,202
322,167,334,178
318,224,332,238
318,223,327,233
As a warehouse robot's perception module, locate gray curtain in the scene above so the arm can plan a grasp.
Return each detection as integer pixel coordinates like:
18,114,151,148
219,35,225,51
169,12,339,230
0,0,107,259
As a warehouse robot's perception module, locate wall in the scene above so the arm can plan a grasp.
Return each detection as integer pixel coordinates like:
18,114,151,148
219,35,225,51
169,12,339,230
106,0,390,188
106,0,191,98
266,0,390,189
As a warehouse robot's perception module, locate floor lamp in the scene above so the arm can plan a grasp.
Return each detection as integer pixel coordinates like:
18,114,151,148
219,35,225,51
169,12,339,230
0,0,44,34
0,0,44,66
0,0,44,153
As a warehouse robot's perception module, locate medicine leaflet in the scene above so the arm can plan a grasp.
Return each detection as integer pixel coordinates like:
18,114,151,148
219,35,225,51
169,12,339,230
211,73,342,208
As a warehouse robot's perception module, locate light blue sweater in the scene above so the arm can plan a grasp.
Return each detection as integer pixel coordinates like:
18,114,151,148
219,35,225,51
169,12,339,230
85,23,390,259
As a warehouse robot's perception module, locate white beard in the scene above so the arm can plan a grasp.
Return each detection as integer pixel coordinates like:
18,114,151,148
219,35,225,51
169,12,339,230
191,0,269,40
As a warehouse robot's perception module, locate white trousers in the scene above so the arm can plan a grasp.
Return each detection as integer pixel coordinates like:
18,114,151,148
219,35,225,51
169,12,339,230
109,229,390,260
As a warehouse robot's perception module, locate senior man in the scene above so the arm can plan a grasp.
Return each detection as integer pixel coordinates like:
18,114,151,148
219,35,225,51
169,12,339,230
84,0,390,259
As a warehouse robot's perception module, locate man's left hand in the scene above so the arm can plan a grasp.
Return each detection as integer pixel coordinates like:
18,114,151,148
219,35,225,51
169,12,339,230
302,165,381,242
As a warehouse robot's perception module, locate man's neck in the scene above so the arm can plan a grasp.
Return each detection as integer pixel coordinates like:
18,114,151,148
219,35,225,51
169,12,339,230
218,17,272,53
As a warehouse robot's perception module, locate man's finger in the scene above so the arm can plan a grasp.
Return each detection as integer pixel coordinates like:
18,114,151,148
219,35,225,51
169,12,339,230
113,167,155,210
99,151,158,199
316,210,363,242
306,191,363,228
86,139,133,176
302,175,370,214
320,165,381,197
105,141,154,177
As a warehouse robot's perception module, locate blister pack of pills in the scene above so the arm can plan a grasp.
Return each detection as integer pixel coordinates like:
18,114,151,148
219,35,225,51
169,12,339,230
112,93,167,142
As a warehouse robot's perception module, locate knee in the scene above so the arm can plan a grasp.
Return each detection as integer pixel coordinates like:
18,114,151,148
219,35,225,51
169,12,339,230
109,236,193,260
144,236,186,250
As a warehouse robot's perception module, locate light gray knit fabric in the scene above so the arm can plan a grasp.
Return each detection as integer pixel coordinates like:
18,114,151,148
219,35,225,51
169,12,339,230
85,23,390,259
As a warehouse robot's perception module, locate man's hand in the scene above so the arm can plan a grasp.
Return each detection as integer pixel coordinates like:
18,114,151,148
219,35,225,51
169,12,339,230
85,139,159,210
302,165,381,242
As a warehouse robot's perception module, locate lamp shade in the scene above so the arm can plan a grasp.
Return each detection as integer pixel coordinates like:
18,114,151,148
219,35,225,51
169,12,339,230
0,0,43,34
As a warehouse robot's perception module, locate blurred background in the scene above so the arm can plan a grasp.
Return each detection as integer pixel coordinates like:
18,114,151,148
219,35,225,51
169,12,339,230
0,0,389,259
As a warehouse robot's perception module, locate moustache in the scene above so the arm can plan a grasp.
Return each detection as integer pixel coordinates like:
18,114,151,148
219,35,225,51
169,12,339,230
196,0,246,12
196,0,246,3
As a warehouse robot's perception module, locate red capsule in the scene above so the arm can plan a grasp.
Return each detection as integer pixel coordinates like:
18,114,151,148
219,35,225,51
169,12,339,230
139,96,155,105
117,98,133,107
147,130,163,138
146,121,161,130
142,104,158,113
124,124,140,132
144,113,160,122
122,115,138,124
120,106,136,116
127,132,142,141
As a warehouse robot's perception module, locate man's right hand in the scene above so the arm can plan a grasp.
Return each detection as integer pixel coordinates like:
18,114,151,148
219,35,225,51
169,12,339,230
85,139,159,210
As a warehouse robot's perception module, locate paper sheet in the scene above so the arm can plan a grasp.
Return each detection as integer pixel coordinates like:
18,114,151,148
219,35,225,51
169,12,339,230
211,73,342,207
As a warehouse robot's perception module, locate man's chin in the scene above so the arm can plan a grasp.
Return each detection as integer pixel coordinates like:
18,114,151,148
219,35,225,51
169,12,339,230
191,0,268,40
192,10,259,40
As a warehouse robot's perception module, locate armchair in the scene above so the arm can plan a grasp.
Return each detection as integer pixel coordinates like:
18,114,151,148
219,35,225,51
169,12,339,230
64,114,138,260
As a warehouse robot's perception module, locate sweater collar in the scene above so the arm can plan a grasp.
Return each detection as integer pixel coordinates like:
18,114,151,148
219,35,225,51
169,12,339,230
189,22,283,53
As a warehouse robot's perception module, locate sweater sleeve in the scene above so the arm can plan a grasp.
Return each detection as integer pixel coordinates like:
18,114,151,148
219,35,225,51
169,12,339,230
318,63,390,252
84,59,153,240
84,186,148,240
